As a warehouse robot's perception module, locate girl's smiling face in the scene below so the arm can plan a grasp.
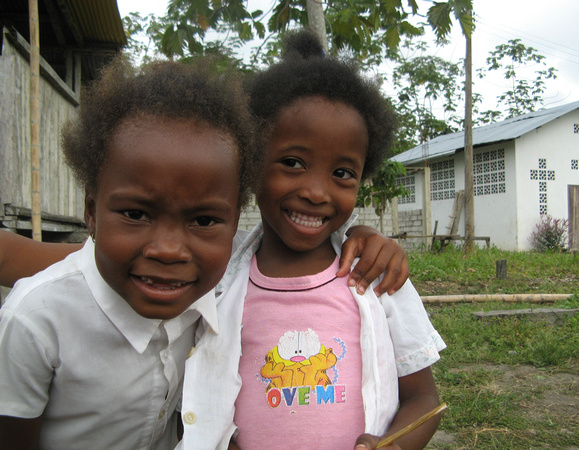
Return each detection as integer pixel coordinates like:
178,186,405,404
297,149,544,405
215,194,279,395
256,96,368,263
85,115,240,320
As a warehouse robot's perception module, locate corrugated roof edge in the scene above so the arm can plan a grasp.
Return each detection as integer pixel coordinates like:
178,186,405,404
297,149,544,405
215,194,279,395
391,100,579,165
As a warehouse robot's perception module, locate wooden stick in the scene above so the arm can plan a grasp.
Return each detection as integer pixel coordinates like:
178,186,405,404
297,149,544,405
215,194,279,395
421,294,572,304
376,403,448,448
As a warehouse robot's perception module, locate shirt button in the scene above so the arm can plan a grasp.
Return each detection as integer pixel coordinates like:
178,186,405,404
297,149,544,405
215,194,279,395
158,409,166,420
183,411,197,424
187,347,195,358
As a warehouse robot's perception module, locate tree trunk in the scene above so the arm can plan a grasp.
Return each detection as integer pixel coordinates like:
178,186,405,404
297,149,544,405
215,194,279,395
29,0,42,241
306,0,328,52
463,16,474,253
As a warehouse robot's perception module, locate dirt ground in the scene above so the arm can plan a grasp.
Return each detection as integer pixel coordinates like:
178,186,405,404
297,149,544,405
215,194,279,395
427,364,579,449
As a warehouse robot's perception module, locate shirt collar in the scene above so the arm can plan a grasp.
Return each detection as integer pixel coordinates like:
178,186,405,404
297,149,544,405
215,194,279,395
80,240,219,353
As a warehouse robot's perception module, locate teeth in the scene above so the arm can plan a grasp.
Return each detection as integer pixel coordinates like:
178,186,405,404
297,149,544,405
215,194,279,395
288,211,324,228
139,276,187,288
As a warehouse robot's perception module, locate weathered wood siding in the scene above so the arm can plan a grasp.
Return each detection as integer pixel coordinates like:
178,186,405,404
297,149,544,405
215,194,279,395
0,33,85,227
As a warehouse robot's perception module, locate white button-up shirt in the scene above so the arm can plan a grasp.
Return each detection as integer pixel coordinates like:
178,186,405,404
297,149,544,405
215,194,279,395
0,240,219,449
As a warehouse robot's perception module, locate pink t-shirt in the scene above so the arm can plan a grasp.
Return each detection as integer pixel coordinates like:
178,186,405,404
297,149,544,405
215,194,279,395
234,256,365,448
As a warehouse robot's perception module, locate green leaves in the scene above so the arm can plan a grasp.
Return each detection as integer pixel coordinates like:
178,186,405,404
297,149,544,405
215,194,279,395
357,160,409,219
478,39,558,119
123,1,474,68
427,0,473,40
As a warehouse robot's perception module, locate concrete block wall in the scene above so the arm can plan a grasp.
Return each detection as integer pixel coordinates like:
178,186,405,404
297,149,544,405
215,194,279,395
395,209,427,252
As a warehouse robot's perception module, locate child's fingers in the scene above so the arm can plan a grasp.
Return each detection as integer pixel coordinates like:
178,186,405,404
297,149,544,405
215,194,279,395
348,249,386,295
354,433,380,449
336,237,360,278
373,251,409,297
339,235,383,294
354,433,400,449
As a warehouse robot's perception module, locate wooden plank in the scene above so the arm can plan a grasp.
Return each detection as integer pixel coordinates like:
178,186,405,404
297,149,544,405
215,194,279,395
569,185,578,250
423,294,573,304
472,308,578,323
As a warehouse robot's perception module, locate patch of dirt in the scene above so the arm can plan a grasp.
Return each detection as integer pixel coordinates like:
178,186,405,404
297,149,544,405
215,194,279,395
415,280,463,296
427,364,579,449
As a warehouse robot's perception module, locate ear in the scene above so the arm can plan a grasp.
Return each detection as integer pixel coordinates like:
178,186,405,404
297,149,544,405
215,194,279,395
84,192,97,238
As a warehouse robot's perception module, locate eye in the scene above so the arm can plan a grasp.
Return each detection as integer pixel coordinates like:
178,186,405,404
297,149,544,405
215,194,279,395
192,216,218,227
334,168,355,180
122,210,148,221
282,158,304,169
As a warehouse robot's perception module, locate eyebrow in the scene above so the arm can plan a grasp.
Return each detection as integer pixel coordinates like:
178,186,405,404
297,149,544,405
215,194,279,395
107,193,236,213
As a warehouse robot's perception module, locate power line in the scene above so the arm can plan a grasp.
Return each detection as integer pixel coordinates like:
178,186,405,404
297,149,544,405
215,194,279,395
475,13,579,56
475,15,579,64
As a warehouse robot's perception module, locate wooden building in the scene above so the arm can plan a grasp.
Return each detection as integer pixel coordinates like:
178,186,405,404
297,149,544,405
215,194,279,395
0,0,126,241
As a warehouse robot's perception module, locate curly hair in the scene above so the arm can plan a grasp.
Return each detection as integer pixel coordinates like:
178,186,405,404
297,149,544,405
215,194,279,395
62,56,259,207
248,29,397,180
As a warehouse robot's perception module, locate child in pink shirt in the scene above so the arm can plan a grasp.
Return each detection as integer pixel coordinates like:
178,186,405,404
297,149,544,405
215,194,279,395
180,30,445,449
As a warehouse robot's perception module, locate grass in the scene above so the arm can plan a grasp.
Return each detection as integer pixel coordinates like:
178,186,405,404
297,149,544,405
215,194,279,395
408,245,579,296
407,246,579,448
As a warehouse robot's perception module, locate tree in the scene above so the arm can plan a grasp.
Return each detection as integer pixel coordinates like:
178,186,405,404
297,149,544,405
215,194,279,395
477,38,558,120
357,160,408,233
389,40,464,154
123,12,168,64
427,0,474,252
140,1,473,67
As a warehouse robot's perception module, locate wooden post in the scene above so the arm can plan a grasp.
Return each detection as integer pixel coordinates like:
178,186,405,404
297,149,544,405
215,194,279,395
423,164,431,249
463,9,474,253
430,220,438,251
569,185,578,251
391,196,399,237
496,260,507,279
29,0,42,241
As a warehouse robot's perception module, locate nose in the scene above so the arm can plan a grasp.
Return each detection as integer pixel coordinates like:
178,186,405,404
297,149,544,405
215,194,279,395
297,174,331,204
143,227,193,264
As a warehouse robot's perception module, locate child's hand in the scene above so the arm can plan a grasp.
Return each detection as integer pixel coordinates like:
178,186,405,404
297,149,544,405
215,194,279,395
354,433,401,449
338,225,409,296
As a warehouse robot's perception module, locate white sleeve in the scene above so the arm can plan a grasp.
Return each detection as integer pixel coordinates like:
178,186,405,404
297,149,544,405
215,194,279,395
0,308,54,417
380,279,446,377
232,229,250,254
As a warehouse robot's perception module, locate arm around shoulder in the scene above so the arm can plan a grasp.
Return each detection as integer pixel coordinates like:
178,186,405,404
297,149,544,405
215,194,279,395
0,231,81,287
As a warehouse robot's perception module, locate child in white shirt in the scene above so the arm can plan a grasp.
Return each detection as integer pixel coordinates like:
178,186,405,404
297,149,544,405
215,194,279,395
0,56,257,449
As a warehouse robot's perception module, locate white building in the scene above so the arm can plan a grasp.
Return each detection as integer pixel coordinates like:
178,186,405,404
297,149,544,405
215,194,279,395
391,101,579,251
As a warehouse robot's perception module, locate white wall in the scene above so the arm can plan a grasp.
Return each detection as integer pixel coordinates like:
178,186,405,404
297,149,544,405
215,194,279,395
514,110,579,250
471,142,518,250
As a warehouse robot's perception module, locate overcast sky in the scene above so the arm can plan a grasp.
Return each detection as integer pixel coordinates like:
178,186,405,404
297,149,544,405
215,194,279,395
117,0,579,114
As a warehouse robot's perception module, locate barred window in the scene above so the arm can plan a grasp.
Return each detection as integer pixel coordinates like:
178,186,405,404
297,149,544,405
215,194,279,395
397,174,416,204
474,149,506,196
430,159,456,201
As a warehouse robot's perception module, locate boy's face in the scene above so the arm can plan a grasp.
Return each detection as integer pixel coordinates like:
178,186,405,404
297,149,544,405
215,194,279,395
256,96,367,256
85,115,240,320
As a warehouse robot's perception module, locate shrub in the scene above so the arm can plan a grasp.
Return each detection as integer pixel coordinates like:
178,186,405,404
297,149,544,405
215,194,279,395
529,215,569,252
